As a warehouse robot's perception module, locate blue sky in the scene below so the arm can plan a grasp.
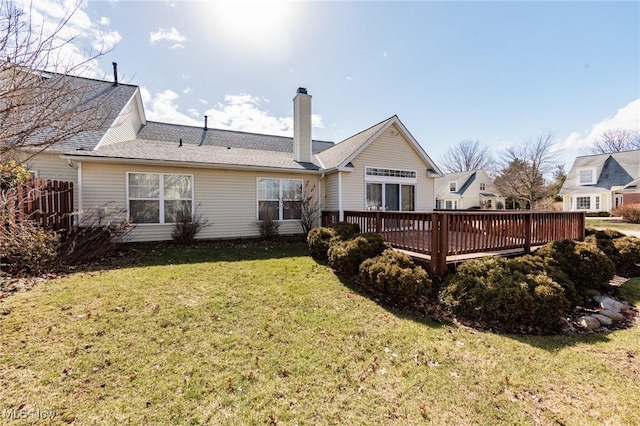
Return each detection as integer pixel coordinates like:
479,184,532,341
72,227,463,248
22,0,640,171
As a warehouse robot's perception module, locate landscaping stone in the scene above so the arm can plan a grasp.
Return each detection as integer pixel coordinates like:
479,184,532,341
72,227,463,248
599,310,625,321
593,295,625,312
577,316,601,330
592,314,613,326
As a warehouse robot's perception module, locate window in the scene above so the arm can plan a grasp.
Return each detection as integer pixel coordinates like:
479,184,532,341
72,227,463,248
257,178,302,221
479,183,486,191
445,200,458,210
366,183,415,211
449,182,457,192
366,167,416,179
579,168,595,185
595,196,600,210
127,172,193,224
576,196,591,210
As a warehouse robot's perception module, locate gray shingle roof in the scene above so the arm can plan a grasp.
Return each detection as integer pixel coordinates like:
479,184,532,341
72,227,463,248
560,150,640,195
69,139,321,171
137,121,334,154
26,73,138,152
316,116,395,169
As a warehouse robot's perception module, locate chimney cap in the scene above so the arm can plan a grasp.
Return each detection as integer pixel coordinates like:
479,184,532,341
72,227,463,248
296,87,308,95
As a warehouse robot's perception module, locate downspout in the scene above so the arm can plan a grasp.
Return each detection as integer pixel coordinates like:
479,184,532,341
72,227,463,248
338,171,343,221
77,161,83,226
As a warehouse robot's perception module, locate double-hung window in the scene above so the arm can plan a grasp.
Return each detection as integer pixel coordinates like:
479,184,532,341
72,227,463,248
127,172,193,224
579,168,596,185
576,196,591,210
257,178,303,221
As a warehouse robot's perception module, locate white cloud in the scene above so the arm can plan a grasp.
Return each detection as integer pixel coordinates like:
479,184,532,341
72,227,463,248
169,43,185,49
204,94,323,136
149,27,186,46
561,99,640,150
141,88,324,136
383,51,388,58
139,87,201,126
92,30,122,52
182,87,193,94
11,0,117,77
198,99,208,105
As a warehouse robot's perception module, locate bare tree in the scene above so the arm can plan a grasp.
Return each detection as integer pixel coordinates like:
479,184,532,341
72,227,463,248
439,139,494,174
584,129,640,154
494,131,559,209
1,0,114,159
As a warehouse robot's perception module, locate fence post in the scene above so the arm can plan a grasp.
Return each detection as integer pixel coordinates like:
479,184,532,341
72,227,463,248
376,211,382,234
524,212,532,253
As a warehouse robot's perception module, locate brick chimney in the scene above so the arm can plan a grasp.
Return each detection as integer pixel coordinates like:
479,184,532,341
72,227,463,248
293,87,312,163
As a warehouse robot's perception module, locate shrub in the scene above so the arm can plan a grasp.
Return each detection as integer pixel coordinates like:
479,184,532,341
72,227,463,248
0,160,32,190
439,257,569,331
307,227,336,260
57,207,133,265
0,222,60,275
585,211,611,217
255,215,280,240
612,204,640,223
584,228,625,239
328,221,360,240
359,249,432,304
534,240,614,295
510,254,577,305
613,236,640,271
327,232,387,277
171,206,210,245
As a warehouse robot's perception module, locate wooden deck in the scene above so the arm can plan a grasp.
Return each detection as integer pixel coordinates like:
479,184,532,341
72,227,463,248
322,210,585,276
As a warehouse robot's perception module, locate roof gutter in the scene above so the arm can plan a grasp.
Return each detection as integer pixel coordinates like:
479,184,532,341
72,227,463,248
59,154,324,175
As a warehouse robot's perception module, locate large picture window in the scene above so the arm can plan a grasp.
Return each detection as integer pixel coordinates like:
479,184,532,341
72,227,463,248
127,172,193,224
257,178,303,221
366,183,415,211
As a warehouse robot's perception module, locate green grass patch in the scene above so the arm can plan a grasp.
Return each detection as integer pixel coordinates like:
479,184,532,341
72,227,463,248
586,217,640,232
1,241,640,424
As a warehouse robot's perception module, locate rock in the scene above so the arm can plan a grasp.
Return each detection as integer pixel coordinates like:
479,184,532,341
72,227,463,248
599,310,625,321
591,314,613,326
593,296,625,312
577,316,601,330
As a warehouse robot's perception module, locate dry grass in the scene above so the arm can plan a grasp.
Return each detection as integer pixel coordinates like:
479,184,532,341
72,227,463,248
1,240,639,425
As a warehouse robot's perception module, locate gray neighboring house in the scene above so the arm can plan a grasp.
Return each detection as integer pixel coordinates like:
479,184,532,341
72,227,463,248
435,169,504,210
559,150,640,212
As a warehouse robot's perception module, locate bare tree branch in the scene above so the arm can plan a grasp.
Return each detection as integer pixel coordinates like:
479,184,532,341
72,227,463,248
494,131,559,209
1,0,116,158
583,129,640,154
439,139,494,174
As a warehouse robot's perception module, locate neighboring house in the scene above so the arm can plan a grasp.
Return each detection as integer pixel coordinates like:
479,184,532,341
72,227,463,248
435,170,504,210
559,150,640,212
18,71,442,242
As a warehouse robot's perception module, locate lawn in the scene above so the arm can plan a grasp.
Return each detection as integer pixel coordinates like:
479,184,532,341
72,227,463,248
1,241,639,425
585,217,640,233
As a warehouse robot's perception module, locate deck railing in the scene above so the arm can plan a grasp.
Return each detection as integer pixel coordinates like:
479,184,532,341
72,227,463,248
321,210,585,276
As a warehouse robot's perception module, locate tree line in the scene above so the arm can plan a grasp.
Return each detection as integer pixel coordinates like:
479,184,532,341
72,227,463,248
439,129,640,210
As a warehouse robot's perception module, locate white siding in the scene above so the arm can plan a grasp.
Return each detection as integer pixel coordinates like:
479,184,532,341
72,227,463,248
96,91,143,148
23,153,79,209
340,124,436,211
323,173,339,210
81,162,320,242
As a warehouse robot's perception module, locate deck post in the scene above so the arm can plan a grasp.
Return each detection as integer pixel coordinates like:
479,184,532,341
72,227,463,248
376,211,382,233
524,212,532,253
430,212,448,277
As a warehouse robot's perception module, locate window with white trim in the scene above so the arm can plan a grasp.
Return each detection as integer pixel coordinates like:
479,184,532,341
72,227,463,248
445,200,458,209
479,183,486,191
127,172,193,224
365,183,415,211
449,181,457,192
576,196,590,210
257,178,302,221
366,167,417,179
579,168,596,185
595,196,600,210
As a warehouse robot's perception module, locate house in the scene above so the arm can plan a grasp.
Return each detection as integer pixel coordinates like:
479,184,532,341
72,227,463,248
18,70,442,242
559,150,640,212
434,170,503,210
